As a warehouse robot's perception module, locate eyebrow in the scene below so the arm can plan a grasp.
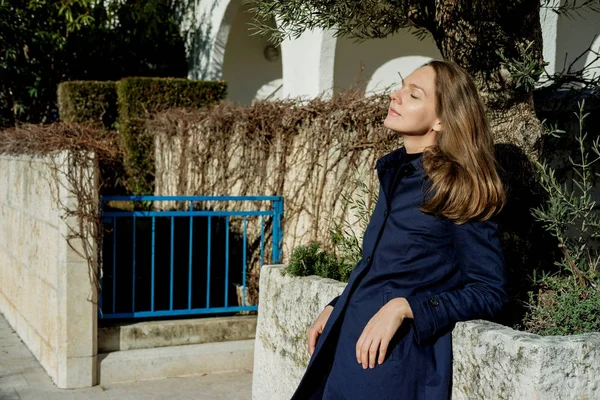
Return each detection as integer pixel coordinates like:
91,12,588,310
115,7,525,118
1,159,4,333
401,79,426,95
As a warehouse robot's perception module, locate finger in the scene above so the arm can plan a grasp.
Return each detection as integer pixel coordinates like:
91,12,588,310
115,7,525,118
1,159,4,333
378,340,389,365
369,338,380,368
355,322,373,362
361,338,372,369
308,330,317,356
356,334,364,363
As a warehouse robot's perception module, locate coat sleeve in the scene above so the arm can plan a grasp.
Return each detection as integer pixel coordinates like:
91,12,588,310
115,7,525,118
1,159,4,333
404,218,508,344
326,295,340,308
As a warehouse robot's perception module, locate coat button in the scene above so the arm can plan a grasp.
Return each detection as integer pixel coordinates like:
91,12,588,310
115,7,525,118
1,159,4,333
366,256,372,264
429,297,440,306
384,208,388,217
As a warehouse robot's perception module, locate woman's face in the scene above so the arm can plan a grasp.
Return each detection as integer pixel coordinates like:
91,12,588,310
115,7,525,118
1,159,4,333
384,66,441,137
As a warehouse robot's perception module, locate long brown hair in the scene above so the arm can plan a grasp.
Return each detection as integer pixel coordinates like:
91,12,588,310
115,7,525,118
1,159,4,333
420,60,505,223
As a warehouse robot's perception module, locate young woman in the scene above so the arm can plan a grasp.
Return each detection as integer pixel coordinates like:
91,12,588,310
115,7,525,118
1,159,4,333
291,60,508,400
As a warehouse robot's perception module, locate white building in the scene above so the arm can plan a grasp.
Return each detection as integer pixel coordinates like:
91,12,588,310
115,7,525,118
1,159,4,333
183,0,600,104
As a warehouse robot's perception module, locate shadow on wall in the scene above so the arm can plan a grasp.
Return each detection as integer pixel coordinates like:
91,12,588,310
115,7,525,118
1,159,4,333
181,0,221,80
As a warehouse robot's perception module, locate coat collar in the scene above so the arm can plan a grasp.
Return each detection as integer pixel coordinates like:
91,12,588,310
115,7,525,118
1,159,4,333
375,146,426,204
375,146,424,174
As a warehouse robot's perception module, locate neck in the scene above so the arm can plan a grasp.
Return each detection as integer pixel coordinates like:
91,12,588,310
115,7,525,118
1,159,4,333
402,132,436,154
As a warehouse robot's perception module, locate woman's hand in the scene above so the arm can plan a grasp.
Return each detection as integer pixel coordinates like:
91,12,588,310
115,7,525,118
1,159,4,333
307,305,334,357
356,297,413,369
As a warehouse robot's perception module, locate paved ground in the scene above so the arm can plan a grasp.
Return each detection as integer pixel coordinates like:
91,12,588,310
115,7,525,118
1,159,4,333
0,315,253,400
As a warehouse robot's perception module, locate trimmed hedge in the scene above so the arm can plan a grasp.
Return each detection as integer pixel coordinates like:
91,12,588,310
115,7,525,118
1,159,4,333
116,77,227,194
57,81,118,128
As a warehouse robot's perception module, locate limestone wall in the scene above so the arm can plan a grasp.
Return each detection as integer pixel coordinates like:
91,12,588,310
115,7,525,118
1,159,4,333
253,265,600,400
0,152,98,388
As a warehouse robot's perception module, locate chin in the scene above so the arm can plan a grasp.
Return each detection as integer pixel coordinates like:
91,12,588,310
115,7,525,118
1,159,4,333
383,118,401,131
384,123,408,135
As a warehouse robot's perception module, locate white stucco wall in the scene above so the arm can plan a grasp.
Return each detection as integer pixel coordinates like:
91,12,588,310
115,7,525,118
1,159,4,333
278,29,337,100
183,0,231,81
540,2,561,76
0,153,98,389
540,1,600,78
555,7,600,78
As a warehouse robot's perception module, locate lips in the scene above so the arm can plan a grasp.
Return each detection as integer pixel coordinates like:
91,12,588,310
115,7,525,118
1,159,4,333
389,107,401,116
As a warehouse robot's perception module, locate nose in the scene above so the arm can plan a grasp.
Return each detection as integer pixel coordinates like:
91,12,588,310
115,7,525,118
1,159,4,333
390,89,402,104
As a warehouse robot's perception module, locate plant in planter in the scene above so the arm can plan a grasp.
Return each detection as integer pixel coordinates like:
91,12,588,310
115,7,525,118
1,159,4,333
285,180,376,282
524,101,600,335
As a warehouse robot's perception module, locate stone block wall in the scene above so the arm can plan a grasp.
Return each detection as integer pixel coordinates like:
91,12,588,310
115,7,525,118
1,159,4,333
0,152,98,388
253,265,600,399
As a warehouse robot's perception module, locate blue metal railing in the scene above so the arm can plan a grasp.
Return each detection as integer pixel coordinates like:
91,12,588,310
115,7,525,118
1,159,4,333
98,195,283,319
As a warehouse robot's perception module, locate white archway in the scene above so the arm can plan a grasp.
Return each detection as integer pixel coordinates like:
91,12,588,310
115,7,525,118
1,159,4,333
187,0,282,104
220,2,282,104
332,30,442,96
366,55,435,94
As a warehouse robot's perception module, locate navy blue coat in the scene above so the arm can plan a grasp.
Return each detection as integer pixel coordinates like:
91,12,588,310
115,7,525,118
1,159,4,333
291,146,508,400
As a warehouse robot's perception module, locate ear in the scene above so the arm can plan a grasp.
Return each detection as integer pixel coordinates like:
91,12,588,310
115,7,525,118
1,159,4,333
432,118,442,132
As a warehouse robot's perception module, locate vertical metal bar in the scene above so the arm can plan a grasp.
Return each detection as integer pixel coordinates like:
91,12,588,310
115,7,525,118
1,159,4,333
170,216,174,311
132,215,136,313
260,215,265,268
206,216,211,308
272,199,281,264
242,216,247,307
112,217,117,314
224,216,229,308
188,202,194,310
98,201,104,318
151,216,155,312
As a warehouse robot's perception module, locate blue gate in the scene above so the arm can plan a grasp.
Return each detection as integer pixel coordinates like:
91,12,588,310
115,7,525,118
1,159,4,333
99,195,283,319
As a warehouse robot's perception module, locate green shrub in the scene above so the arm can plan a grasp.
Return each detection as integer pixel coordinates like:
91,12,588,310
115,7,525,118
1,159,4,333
286,179,377,282
524,275,600,335
57,81,117,128
116,77,227,194
285,242,355,282
524,101,600,335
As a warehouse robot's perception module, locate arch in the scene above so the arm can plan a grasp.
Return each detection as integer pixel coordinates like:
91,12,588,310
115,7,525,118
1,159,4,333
332,30,442,96
210,0,243,80
366,55,435,94
201,0,282,104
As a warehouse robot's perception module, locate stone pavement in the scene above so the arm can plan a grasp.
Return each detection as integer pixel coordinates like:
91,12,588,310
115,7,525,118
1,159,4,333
0,315,253,400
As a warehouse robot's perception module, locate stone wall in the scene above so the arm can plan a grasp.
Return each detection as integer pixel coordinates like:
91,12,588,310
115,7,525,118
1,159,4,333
0,152,98,388
253,265,600,399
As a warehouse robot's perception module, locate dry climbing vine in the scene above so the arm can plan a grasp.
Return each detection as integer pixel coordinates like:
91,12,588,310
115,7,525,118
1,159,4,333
0,123,123,301
149,91,403,304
